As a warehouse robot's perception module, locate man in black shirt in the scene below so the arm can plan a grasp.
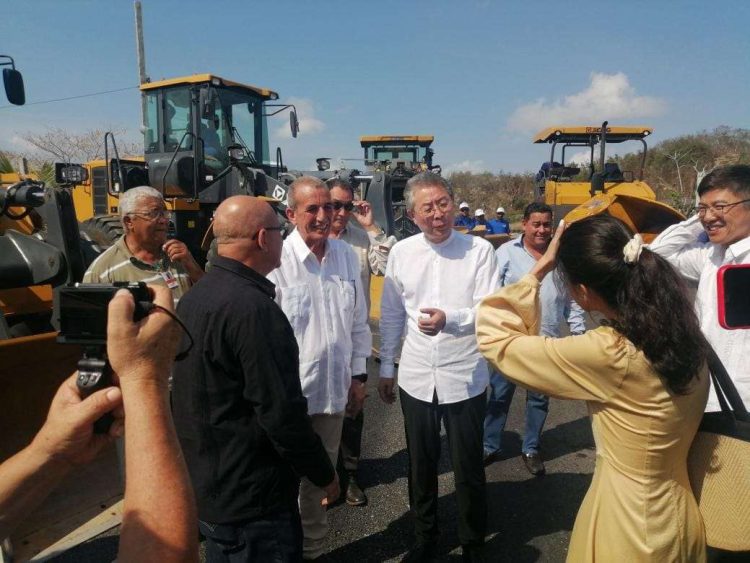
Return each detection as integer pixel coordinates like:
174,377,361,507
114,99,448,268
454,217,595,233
172,196,339,562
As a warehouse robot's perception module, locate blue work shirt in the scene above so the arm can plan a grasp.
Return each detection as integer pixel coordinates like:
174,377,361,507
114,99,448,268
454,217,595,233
454,215,476,229
496,236,586,337
487,218,511,235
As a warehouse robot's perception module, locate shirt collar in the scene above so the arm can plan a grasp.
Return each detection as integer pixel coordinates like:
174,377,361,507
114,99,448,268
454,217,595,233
288,227,327,263
210,255,276,298
423,229,456,249
117,235,167,270
727,234,750,261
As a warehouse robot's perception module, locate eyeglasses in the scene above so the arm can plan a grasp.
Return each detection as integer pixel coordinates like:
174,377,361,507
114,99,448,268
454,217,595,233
129,209,172,221
692,198,750,218
251,224,288,240
332,201,355,212
418,199,453,217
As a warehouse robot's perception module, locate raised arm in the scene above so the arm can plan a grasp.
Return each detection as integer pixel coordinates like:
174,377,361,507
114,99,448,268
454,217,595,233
107,287,198,563
477,275,629,402
648,215,711,283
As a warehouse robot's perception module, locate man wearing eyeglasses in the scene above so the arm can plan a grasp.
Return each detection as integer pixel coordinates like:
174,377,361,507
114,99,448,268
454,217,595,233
83,186,203,302
379,172,499,562
268,176,372,560
651,164,750,413
326,178,395,508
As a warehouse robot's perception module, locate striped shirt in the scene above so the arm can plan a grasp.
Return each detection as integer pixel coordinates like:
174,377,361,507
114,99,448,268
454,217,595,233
82,236,191,303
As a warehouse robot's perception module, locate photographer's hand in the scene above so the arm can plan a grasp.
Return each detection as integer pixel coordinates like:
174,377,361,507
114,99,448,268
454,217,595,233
0,374,123,538
107,286,180,388
107,286,198,562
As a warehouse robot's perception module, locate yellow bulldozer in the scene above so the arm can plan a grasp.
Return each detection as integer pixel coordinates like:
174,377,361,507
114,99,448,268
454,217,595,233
533,121,684,241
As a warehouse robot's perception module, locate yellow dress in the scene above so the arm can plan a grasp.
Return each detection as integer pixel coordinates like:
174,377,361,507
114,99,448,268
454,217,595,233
476,274,708,562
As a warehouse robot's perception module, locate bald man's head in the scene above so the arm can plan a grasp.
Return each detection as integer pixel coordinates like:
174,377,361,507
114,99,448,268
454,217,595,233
213,196,276,243
212,196,283,274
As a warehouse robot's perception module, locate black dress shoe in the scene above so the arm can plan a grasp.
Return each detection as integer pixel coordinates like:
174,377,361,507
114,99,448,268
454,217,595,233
345,474,368,506
522,452,546,476
401,543,437,562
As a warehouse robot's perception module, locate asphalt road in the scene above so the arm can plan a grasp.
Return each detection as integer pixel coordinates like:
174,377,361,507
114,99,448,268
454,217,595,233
55,337,595,563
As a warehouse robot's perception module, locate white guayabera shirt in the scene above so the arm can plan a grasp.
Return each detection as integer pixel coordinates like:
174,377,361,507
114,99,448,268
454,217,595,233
379,230,501,404
268,228,372,415
650,215,750,412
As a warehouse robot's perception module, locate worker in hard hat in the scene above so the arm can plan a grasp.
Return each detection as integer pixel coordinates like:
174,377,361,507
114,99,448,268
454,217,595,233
454,201,476,229
473,208,489,232
487,206,511,235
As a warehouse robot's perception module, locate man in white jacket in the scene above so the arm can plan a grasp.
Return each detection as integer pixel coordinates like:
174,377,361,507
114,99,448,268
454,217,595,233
650,164,750,412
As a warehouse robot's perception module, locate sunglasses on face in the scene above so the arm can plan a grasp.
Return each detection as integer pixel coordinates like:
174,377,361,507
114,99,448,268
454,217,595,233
332,201,355,212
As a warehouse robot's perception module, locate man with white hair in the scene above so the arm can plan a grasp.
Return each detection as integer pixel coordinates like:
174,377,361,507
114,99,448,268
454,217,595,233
83,186,203,301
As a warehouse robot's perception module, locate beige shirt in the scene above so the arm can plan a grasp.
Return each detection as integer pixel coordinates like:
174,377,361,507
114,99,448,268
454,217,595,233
338,221,395,309
82,236,191,303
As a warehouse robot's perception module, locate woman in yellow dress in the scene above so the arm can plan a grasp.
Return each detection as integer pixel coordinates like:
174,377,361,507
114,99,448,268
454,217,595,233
477,215,708,562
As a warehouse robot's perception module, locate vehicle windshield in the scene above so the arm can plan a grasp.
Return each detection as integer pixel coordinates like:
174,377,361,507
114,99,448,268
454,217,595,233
143,85,269,169
366,145,426,164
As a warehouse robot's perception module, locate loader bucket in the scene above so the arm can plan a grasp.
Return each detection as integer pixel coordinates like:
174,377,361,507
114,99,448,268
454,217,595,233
564,193,685,243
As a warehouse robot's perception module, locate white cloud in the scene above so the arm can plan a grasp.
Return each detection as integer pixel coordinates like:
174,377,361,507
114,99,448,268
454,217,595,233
506,72,667,134
273,97,325,140
8,135,37,151
568,150,591,166
443,159,487,174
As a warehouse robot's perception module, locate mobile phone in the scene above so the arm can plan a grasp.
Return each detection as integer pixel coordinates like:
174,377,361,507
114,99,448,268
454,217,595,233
717,264,750,330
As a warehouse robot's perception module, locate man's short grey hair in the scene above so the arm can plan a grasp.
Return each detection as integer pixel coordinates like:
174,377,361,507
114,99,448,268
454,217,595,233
404,172,453,211
287,176,326,210
119,186,164,220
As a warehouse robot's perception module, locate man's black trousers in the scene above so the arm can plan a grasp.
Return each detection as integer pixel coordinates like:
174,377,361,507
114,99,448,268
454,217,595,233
399,388,487,547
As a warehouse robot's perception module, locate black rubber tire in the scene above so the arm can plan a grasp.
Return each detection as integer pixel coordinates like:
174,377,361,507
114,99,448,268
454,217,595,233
78,215,124,266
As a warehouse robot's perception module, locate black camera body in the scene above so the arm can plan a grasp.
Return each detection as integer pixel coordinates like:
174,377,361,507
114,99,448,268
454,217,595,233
55,282,153,433
57,282,152,346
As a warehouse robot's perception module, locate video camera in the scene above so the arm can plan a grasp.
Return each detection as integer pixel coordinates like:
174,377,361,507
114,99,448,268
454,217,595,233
57,282,153,345
56,282,154,432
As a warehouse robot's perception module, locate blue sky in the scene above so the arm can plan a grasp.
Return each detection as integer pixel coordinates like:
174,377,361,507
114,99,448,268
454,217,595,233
2,0,748,174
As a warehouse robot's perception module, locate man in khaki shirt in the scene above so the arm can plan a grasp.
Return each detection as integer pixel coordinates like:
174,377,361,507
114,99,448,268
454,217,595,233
83,186,203,303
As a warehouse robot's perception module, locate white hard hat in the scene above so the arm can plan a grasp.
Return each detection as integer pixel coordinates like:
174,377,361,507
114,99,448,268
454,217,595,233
496,207,506,213
474,209,485,217
459,201,470,210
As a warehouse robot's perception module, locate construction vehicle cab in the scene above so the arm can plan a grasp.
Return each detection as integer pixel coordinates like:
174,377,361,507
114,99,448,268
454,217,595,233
533,123,683,241
60,74,297,260
360,135,438,173
356,135,439,240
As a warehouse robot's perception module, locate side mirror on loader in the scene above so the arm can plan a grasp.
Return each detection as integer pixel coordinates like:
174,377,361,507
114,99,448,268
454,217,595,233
290,109,299,138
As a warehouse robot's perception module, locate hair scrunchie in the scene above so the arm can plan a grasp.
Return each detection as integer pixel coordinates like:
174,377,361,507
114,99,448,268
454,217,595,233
623,233,644,264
